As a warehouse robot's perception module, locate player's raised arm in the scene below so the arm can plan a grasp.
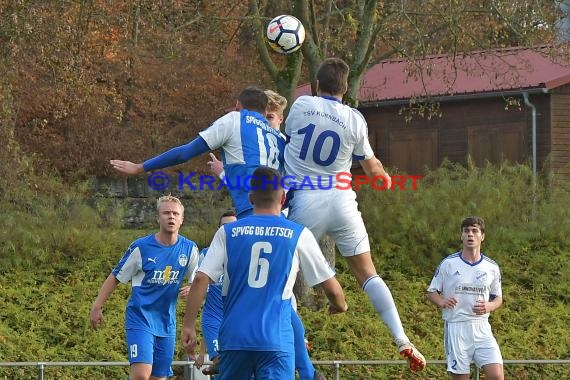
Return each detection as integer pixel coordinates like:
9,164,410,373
110,136,211,175
109,160,144,175
206,153,224,178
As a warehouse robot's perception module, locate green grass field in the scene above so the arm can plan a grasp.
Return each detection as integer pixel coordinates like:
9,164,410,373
1,160,570,379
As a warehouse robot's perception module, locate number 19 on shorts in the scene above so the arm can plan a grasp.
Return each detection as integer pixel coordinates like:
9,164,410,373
130,344,138,358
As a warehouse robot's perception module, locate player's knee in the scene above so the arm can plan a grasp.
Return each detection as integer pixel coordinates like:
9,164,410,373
360,274,383,290
129,364,153,380
346,255,377,286
482,364,504,380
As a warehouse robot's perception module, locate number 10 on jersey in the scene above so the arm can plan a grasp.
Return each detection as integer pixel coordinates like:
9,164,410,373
298,124,340,166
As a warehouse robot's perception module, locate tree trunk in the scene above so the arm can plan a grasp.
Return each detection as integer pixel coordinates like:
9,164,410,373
294,235,336,310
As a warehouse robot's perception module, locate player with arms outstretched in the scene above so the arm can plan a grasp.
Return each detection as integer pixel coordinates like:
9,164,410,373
110,86,284,218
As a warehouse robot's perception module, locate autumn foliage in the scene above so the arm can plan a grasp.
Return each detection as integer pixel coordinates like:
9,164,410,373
1,0,565,179
2,1,270,177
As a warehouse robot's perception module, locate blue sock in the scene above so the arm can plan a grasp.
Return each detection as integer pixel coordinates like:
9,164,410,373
292,309,315,380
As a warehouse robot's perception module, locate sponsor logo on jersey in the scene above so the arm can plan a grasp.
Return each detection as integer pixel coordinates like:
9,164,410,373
475,271,487,284
455,283,485,296
150,266,180,285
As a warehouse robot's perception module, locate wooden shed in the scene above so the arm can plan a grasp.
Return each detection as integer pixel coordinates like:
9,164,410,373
299,46,570,176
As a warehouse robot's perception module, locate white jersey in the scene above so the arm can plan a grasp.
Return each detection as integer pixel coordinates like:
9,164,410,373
428,252,502,322
284,96,374,186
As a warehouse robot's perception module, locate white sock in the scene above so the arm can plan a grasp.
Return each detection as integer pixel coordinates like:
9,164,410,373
362,275,409,343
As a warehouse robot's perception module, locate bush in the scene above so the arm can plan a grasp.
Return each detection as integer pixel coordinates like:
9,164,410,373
1,160,570,379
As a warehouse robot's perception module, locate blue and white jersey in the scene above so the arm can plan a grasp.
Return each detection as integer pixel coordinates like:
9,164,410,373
199,109,286,215
284,96,374,187
198,248,223,328
112,234,199,336
198,215,335,352
427,252,502,322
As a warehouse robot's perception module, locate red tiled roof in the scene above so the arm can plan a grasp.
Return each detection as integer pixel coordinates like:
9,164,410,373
296,46,570,103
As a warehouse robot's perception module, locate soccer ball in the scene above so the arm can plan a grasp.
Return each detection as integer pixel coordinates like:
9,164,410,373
266,15,305,54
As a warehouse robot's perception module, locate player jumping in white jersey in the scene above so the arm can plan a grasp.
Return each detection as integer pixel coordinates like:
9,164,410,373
284,57,426,372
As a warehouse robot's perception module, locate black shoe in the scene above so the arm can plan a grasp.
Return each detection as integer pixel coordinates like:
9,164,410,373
202,361,220,376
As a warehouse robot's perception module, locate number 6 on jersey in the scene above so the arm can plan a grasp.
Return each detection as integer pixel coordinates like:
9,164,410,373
248,241,271,288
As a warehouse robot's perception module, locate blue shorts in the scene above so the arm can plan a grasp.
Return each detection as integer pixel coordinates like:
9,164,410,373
126,329,175,377
202,321,221,360
218,350,294,380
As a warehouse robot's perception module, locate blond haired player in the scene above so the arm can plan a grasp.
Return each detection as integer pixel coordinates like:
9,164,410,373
90,196,199,380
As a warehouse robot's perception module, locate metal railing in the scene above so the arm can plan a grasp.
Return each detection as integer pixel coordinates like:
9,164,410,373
1,359,569,379
315,359,570,380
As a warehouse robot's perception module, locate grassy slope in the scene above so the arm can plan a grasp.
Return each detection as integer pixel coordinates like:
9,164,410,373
1,162,570,379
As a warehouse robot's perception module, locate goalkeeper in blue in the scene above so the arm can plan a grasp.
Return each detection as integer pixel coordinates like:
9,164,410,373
427,216,504,380
90,195,199,380
180,166,348,380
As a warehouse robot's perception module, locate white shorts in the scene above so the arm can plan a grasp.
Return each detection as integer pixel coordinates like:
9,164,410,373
287,188,370,256
444,319,503,374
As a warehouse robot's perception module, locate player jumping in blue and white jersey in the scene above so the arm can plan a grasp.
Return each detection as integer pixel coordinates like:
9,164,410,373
181,167,347,380
109,87,285,218
205,89,322,379
90,195,199,380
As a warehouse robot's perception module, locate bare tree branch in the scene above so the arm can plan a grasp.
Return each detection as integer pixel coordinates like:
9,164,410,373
249,0,279,81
